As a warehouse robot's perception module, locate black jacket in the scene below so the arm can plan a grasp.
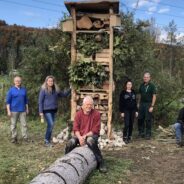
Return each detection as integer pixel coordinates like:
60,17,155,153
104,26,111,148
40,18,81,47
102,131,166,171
119,90,138,113
177,107,184,125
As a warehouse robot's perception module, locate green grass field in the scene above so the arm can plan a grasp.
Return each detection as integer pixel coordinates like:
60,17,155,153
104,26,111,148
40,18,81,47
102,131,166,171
0,115,131,184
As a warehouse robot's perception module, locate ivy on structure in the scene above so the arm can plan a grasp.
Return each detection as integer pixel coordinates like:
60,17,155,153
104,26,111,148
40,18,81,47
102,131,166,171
68,60,108,89
77,33,109,57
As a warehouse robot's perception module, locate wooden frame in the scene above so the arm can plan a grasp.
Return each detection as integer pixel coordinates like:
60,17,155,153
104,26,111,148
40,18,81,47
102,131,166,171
64,0,120,138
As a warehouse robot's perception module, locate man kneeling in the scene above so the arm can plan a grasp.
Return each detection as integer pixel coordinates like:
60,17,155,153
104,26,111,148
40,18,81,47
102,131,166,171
65,96,107,173
174,107,184,147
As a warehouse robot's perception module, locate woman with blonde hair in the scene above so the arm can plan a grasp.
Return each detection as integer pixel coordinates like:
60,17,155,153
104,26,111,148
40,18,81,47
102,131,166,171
39,75,71,147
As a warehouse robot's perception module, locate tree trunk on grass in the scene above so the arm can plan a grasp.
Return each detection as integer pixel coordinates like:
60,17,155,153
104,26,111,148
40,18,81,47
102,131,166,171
30,146,97,184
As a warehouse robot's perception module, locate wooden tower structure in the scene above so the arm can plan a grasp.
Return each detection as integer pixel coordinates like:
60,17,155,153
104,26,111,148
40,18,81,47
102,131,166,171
63,0,120,138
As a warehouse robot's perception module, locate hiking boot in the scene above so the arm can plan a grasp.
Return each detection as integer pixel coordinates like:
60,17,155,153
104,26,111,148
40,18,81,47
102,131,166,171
45,142,53,148
99,161,107,173
11,138,18,144
23,138,29,142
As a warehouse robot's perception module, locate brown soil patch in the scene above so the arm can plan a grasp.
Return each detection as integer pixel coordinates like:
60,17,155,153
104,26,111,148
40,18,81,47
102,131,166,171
106,139,184,184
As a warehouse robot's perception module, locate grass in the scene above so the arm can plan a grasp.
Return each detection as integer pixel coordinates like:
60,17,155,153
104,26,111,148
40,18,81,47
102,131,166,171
86,156,132,184
0,115,132,184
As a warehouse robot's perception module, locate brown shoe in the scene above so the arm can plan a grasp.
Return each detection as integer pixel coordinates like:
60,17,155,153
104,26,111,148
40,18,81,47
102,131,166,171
11,138,18,144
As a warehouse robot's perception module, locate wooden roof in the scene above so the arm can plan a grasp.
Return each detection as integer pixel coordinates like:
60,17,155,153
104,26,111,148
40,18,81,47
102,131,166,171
64,0,119,14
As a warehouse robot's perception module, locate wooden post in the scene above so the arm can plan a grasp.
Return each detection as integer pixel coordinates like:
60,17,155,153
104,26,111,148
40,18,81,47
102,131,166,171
70,6,77,121
107,6,114,139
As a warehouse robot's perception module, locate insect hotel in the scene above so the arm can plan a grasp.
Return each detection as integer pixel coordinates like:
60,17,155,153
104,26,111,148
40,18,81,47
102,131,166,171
63,0,121,138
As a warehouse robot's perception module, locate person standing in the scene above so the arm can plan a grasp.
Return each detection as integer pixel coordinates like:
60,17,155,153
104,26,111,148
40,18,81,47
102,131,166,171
65,96,107,173
39,75,71,147
174,107,184,147
138,72,157,139
119,80,138,144
6,76,29,143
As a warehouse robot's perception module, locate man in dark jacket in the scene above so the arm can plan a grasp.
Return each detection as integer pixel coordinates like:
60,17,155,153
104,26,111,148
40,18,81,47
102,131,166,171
174,107,184,147
138,72,157,139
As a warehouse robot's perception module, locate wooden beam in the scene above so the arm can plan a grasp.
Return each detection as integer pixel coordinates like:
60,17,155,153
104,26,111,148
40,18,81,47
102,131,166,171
71,6,77,121
107,6,114,139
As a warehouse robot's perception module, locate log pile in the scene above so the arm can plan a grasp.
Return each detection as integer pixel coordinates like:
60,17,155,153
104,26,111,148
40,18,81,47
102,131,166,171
156,125,175,139
30,146,97,184
76,15,110,30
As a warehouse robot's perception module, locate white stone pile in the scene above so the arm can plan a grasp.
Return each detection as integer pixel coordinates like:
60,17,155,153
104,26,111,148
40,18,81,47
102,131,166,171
98,129,126,150
53,127,69,144
53,125,126,150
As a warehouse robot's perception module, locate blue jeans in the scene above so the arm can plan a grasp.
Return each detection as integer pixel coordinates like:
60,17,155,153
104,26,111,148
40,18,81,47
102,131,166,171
174,122,183,143
44,112,55,143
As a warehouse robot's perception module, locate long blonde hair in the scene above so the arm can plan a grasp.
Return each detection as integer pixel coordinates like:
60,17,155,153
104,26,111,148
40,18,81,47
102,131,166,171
41,75,60,93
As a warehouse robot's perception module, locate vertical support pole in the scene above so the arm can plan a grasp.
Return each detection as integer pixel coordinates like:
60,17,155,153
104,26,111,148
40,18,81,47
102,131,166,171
107,6,114,139
71,6,77,121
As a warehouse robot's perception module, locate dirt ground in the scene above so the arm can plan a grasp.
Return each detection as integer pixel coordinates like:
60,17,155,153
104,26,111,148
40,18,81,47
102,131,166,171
106,139,184,184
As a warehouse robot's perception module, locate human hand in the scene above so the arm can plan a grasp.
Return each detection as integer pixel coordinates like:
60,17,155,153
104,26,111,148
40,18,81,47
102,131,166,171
79,136,85,146
149,107,153,113
26,109,29,115
40,113,44,117
135,112,138,117
82,134,87,140
7,111,11,117
121,113,124,118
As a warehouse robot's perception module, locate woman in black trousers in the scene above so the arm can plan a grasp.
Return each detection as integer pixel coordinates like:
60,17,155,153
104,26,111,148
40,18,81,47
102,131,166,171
119,80,138,144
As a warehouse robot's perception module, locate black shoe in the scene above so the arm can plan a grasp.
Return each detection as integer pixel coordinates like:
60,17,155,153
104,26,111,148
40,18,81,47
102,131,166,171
137,134,145,138
99,161,107,173
124,139,129,144
176,142,183,147
145,136,151,140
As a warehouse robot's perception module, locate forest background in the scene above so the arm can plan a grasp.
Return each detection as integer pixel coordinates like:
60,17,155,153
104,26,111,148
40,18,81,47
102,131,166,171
0,12,184,126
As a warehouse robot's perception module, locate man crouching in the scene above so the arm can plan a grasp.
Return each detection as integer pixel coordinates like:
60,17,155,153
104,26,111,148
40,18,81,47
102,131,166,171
65,96,107,173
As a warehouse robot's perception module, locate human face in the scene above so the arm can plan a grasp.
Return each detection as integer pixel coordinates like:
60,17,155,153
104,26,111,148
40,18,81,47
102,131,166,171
126,82,132,91
47,78,54,87
14,77,22,88
143,73,151,84
82,100,93,114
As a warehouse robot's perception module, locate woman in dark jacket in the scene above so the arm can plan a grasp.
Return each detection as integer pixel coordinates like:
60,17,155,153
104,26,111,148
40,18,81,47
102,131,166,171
119,80,138,144
39,75,71,147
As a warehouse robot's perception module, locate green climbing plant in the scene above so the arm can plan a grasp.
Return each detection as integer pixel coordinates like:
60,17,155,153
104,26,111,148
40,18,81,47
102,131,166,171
77,33,109,57
68,60,108,89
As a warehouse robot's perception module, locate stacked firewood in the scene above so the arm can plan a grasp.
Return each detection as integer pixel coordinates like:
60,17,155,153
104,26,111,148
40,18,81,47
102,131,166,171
77,15,109,30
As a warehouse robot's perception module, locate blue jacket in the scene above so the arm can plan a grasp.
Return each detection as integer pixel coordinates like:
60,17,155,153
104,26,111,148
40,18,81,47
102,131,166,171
6,86,28,112
38,88,71,113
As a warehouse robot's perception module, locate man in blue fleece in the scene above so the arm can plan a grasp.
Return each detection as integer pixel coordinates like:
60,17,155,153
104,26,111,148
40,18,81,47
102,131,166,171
6,76,29,143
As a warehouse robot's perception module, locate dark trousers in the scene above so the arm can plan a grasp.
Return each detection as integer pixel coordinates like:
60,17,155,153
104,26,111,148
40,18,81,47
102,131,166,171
138,103,153,137
123,110,135,140
65,135,103,166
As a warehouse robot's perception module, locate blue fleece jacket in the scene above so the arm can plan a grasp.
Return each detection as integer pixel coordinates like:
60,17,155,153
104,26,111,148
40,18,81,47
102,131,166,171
6,86,28,112
38,88,71,113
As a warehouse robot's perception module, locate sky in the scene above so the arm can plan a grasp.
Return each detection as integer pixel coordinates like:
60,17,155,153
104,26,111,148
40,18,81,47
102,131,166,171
0,0,184,37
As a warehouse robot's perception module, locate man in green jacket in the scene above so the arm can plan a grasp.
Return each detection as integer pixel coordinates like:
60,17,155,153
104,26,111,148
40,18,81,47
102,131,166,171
138,72,157,139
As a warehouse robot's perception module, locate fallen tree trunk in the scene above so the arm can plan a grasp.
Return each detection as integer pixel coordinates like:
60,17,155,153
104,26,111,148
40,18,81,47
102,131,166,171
30,146,97,184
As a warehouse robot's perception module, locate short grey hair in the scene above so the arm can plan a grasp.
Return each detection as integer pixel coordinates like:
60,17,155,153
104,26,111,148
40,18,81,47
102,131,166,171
144,72,151,77
83,96,94,105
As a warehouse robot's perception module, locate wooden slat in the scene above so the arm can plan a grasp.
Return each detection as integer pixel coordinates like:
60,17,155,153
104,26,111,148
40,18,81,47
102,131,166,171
71,7,77,122
76,30,110,34
77,13,110,19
